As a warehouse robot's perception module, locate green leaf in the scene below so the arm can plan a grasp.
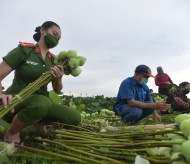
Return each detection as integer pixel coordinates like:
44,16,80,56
76,105,85,113
49,90,62,103
73,97,82,105
0,154,11,164
98,99,106,104
86,106,100,113
92,102,100,107
168,84,178,94
69,99,74,107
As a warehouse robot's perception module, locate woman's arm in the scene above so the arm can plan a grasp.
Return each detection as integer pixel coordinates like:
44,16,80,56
52,78,63,93
0,61,13,94
0,61,13,108
51,65,64,93
173,97,190,109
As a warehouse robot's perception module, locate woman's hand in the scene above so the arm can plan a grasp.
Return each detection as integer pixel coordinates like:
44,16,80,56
51,65,64,80
51,66,64,93
0,94,12,108
0,94,13,109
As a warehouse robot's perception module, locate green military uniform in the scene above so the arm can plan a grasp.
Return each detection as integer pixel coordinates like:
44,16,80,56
2,42,81,125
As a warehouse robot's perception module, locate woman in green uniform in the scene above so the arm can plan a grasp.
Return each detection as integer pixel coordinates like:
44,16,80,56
0,21,81,144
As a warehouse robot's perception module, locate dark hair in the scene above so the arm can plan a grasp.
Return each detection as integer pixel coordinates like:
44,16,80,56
33,21,60,42
179,82,190,88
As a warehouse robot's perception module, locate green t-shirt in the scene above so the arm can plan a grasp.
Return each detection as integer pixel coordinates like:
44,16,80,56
3,43,54,97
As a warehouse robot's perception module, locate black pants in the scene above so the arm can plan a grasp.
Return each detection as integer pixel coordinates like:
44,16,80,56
159,88,169,96
171,103,189,113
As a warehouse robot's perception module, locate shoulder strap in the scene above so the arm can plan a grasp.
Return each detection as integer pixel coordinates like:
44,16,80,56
19,41,55,60
19,42,36,48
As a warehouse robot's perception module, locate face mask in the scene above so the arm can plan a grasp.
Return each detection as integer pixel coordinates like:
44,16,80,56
44,33,59,48
183,89,189,95
139,78,148,85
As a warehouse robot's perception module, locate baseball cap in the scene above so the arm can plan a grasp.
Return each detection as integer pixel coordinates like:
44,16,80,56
135,65,155,78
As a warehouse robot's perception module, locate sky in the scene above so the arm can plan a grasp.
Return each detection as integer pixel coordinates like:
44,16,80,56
1,0,190,97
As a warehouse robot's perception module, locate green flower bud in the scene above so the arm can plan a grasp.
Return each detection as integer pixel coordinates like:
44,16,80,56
58,51,67,61
53,56,59,65
69,58,80,69
80,104,85,110
76,56,87,66
71,66,82,77
64,71,71,75
66,50,77,58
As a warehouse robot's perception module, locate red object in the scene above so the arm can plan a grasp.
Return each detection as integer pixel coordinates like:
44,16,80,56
174,97,190,109
19,42,35,47
34,46,40,54
155,73,173,88
19,42,55,59
48,52,55,59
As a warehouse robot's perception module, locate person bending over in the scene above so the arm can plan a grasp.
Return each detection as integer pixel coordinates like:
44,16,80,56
0,21,81,145
155,66,173,96
113,65,171,124
166,82,190,113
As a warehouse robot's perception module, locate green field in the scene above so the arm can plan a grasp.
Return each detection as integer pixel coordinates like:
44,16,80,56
0,94,189,164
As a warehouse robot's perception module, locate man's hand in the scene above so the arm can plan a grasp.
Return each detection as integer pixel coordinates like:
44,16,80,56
0,94,12,109
154,101,171,111
153,110,161,122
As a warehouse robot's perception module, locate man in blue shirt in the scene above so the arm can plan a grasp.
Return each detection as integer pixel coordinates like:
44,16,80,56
113,65,171,124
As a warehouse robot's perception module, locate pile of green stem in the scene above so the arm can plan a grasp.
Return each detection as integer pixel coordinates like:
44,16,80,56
0,71,53,118
8,123,184,164
81,115,121,127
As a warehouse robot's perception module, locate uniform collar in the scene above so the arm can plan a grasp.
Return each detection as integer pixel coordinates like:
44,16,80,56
34,45,40,54
34,45,55,59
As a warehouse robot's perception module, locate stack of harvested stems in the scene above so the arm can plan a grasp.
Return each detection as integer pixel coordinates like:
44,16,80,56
0,71,53,118
5,123,187,164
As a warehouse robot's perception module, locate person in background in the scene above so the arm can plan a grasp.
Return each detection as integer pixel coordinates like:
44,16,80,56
113,64,171,125
0,21,81,145
166,82,190,113
155,66,173,96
